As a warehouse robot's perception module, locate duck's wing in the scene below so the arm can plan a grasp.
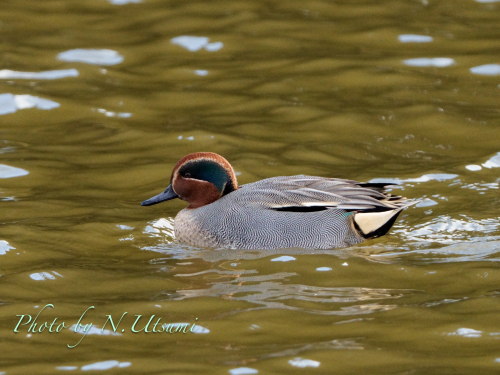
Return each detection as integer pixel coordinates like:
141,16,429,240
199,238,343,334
239,175,415,238
242,175,410,212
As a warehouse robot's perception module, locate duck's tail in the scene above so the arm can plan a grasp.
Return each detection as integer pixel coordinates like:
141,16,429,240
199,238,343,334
352,200,418,239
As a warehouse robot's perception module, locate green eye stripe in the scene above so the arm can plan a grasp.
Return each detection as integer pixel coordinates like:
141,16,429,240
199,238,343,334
179,160,229,193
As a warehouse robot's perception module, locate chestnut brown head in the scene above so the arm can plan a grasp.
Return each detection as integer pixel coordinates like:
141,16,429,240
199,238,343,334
141,152,238,209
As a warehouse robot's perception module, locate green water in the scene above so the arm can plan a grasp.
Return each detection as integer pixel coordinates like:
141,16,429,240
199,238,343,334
1,0,500,373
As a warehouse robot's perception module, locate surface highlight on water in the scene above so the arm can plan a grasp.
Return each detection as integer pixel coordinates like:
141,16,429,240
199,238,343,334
1,0,500,374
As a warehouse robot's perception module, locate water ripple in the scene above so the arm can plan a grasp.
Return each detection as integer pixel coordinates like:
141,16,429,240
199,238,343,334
174,276,411,315
395,215,499,244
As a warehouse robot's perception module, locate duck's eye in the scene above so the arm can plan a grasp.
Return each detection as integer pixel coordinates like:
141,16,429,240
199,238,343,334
184,172,191,178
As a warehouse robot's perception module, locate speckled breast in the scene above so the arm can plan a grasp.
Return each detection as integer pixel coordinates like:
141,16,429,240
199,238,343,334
174,209,219,248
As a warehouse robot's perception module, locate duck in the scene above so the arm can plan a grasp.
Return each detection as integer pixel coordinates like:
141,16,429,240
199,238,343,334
141,152,413,249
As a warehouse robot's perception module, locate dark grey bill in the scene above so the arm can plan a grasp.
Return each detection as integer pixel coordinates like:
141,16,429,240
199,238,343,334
141,184,178,206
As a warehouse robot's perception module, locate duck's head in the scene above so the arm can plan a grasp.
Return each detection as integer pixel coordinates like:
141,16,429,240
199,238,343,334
141,152,238,209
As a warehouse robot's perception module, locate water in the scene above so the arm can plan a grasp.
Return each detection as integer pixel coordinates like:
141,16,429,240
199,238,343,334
1,0,500,373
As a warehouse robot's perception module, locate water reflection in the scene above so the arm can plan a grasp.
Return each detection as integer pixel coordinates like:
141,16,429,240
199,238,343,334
142,218,175,240
288,358,320,368
106,0,141,4
0,94,59,115
30,271,64,281
447,328,482,338
402,58,455,67
173,272,409,315
415,198,438,208
229,368,258,375
316,267,332,271
466,165,482,171
80,360,130,371
0,240,14,255
369,237,500,263
194,69,209,76
395,215,499,244
369,173,457,185
470,64,500,75
0,144,15,154
398,34,433,43
170,36,223,52
71,324,121,336
482,152,500,168
0,164,29,178
255,338,363,363
0,69,78,80
57,49,124,65
93,108,131,118
461,181,499,192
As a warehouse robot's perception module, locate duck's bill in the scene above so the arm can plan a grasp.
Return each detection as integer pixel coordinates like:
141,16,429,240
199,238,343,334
141,184,178,206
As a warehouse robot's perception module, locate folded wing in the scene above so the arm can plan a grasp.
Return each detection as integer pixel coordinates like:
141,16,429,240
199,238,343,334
240,175,415,238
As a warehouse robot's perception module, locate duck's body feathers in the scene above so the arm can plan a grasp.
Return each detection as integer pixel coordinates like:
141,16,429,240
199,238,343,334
173,175,411,249
142,153,414,250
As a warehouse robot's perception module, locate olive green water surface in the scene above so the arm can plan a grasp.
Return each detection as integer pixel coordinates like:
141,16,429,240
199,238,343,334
1,0,500,374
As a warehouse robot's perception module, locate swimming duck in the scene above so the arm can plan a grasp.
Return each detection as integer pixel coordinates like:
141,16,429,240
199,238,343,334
142,152,413,249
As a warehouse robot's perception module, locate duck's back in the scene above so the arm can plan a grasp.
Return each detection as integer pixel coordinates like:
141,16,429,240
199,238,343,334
174,175,407,249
